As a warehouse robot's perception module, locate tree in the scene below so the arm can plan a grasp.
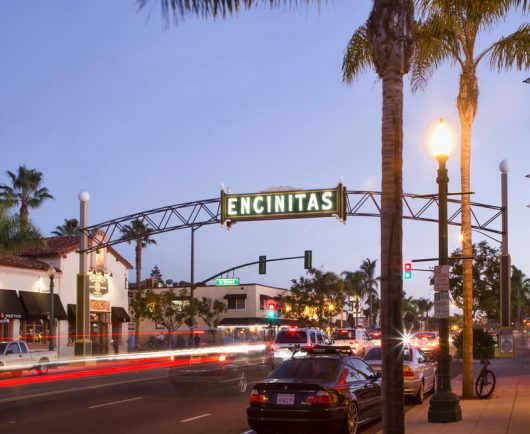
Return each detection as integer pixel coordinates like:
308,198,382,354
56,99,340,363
411,0,529,399
343,2,414,429
196,297,227,342
403,295,421,331
0,207,43,255
415,297,434,330
341,270,364,327
146,288,191,345
0,165,54,226
128,289,152,347
359,258,379,329
511,266,530,329
51,218,79,236
121,219,157,347
150,265,164,285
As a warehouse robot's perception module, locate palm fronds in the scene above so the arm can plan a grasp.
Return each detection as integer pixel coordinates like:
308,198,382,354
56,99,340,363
342,24,373,84
486,23,530,70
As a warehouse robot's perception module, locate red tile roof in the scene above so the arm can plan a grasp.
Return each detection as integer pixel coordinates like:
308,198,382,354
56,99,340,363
0,255,55,272
18,236,133,270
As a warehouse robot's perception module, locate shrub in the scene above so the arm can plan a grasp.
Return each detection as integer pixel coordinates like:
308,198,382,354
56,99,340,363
452,327,495,360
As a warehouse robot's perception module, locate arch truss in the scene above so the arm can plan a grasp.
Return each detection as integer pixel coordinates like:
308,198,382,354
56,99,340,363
80,191,503,253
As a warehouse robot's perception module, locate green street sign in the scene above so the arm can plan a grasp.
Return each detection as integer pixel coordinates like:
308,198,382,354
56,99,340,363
215,278,240,286
220,184,347,225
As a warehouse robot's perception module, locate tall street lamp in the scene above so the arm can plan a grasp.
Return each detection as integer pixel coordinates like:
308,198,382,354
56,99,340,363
428,119,462,423
47,266,56,351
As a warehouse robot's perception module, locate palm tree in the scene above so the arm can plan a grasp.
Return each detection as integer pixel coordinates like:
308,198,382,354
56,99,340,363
341,270,364,327
0,207,43,255
411,0,529,399
416,297,434,330
0,165,54,226
511,266,530,330
140,0,414,429
343,2,414,429
359,258,379,329
51,218,79,236
120,219,157,348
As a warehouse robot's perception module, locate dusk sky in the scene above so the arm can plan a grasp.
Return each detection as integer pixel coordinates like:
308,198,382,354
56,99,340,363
1,1,529,305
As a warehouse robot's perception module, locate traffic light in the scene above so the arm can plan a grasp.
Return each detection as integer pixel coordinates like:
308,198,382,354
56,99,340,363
266,301,277,319
259,256,266,274
304,250,312,269
404,263,412,279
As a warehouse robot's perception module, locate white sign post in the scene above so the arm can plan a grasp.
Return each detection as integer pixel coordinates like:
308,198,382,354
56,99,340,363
434,265,450,292
434,291,450,319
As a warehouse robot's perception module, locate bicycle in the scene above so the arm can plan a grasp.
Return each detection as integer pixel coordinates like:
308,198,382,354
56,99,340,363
475,359,496,399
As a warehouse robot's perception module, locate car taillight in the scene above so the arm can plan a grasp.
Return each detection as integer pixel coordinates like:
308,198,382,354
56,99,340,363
302,390,333,406
250,389,268,404
218,354,228,362
170,355,175,361
403,366,415,377
306,343,313,349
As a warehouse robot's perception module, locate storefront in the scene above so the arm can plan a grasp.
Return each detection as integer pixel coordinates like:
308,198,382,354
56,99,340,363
0,289,25,341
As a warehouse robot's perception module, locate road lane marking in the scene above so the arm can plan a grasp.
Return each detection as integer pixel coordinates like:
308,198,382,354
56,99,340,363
180,413,211,423
241,431,254,434
0,375,167,404
89,396,142,409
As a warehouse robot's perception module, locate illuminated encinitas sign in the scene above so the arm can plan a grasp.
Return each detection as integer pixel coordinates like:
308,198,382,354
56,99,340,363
220,184,347,224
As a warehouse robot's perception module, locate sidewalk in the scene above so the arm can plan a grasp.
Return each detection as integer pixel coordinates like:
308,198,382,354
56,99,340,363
401,336,530,433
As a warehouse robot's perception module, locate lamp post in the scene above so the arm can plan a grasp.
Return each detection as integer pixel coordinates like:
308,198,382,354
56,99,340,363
428,119,462,423
47,266,56,351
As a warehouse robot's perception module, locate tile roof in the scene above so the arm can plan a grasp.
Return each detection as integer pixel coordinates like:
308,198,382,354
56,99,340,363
17,236,133,270
0,255,54,272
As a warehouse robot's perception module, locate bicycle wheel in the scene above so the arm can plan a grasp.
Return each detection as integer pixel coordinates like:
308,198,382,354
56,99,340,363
475,369,496,399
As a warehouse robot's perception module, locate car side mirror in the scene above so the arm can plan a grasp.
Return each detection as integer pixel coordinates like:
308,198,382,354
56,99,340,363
372,371,381,379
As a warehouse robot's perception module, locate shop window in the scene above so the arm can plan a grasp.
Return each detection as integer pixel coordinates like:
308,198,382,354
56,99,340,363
227,297,246,310
21,319,48,343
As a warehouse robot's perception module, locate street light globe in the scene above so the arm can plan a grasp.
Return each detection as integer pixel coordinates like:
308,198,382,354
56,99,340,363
499,160,510,174
78,191,90,202
47,266,56,278
430,118,453,158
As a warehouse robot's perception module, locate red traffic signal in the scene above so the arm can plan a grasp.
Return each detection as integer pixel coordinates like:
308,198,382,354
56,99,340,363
404,263,412,271
267,301,277,311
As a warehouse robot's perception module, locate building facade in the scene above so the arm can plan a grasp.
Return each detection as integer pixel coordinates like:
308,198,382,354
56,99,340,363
0,236,132,357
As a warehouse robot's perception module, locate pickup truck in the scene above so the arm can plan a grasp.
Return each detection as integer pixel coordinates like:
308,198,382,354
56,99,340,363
0,341,57,376
331,327,374,357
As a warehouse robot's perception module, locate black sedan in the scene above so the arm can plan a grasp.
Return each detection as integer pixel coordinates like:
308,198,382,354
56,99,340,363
247,346,381,434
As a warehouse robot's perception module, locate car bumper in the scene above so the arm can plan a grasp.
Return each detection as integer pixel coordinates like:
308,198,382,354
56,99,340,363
404,377,422,396
247,405,346,432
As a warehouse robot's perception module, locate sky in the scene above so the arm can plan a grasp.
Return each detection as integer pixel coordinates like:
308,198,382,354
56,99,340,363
1,1,529,305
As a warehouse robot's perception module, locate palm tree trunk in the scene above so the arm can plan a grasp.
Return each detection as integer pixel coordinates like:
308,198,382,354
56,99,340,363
369,293,373,329
135,240,142,349
379,71,405,433
20,201,29,227
457,67,477,399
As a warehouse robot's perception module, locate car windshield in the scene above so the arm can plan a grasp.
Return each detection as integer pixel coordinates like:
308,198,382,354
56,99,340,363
0,343,7,353
331,330,355,340
270,358,339,381
275,330,307,344
365,347,413,361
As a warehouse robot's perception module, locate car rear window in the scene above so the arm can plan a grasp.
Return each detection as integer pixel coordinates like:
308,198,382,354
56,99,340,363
413,333,436,340
332,330,355,340
365,347,412,361
271,358,339,381
275,330,308,344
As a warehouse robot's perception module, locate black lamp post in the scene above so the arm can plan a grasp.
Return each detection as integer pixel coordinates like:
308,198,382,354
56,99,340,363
428,119,462,423
47,266,56,351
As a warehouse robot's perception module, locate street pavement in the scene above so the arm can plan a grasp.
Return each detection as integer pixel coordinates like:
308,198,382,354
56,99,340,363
390,333,530,433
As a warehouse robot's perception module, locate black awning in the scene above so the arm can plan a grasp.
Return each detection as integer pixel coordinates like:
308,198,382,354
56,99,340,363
223,294,247,300
67,304,76,323
19,291,67,320
111,306,130,323
0,289,25,320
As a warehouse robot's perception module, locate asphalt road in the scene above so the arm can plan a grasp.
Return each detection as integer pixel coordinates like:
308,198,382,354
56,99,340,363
0,351,459,434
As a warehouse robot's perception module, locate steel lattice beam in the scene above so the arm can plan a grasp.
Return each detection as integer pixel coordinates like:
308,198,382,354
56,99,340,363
80,191,503,253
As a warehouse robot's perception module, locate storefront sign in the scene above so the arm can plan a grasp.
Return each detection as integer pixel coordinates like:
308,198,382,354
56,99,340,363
220,184,347,224
89,273,109,297
90,299,110,312
0,312,22,320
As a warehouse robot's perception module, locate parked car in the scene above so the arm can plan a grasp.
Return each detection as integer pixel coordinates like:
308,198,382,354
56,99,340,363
247,346,381,434
272,327,332,366
0,341,57,376
331,327,374,357
364,345,436,404
411,331,439,356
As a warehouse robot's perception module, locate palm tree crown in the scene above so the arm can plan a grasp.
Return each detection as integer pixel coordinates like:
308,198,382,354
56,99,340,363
52,218,80,236
0,165,54,225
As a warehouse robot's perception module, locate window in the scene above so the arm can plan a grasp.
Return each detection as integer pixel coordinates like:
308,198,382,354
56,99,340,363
350,358,376,380
364,347,382,361
275,330,307,344
227,297,246,310
310,332,316,344
7,343,20,354
21,319,47,343
342,366,360,383
316,333,324,344
270,359,338,381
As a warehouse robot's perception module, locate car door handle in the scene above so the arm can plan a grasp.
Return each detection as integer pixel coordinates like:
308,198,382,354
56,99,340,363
18,355,22,358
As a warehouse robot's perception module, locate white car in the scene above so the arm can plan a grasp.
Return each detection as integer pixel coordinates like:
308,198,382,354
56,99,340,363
364,345,436,404
331,327,374,357
0,341,57,376
272,327,331,365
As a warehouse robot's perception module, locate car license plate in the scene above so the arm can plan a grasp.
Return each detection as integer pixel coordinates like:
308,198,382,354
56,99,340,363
276,393,295,405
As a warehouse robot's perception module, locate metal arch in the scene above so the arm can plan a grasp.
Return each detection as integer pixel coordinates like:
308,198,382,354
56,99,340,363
79,190,504,253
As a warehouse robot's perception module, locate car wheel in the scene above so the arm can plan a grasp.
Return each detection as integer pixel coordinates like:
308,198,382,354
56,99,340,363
343,402,359,434
37,359,49,375
414,380,425,404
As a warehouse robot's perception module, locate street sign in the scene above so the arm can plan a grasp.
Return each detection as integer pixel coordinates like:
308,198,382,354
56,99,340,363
215,278,240,286
499,327,514,357
220,184,347,224
434,291,449,319
434,265,450,292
